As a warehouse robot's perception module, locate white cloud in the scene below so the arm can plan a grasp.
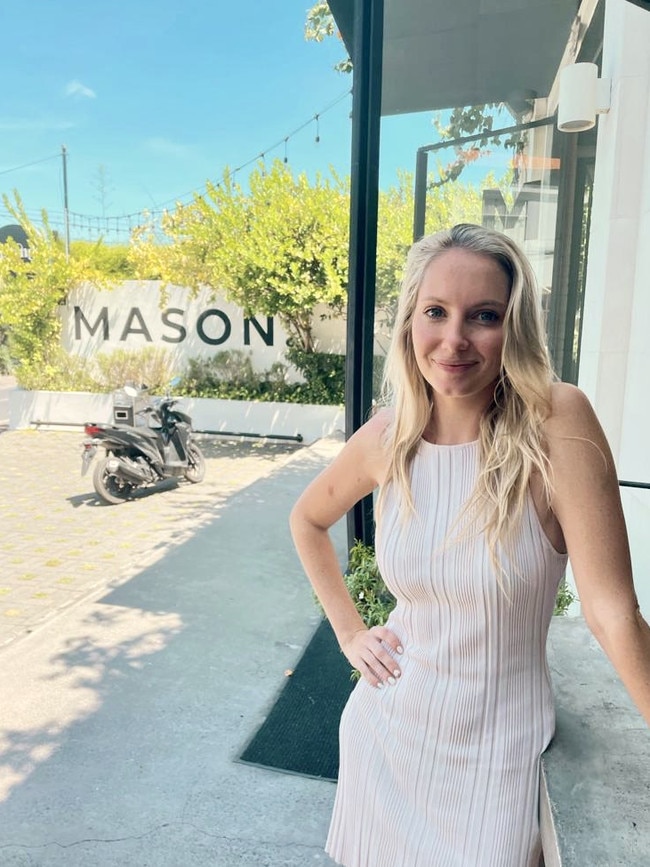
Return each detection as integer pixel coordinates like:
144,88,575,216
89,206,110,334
65,80,96,99
143,137,194,159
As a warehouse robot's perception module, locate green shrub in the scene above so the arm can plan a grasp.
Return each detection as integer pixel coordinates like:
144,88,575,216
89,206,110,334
94,347,174,393
285,346,345,405
344,539,396,628
14,347,174,394
0,343,14,375
16,348,99,392
554,579,577,616
14,343,347,406
178,348,344,405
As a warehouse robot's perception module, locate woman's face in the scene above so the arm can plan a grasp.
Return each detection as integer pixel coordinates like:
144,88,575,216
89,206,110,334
410,248,510,408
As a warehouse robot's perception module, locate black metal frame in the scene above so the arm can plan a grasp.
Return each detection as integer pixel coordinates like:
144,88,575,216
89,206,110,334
413,117,555,241
344,0,384,550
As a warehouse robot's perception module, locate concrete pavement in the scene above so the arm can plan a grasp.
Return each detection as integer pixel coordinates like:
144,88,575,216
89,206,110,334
0,422,346,865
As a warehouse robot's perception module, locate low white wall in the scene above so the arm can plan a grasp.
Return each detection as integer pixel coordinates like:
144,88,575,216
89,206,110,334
9,389,344,446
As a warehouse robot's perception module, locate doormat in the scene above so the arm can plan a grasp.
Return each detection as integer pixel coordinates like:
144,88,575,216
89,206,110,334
238,619,355,781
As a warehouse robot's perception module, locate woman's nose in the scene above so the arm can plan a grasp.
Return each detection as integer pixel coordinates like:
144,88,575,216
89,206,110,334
441,318,469,351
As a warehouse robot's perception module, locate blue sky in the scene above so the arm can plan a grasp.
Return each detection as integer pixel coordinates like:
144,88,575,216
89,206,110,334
0,1,512,243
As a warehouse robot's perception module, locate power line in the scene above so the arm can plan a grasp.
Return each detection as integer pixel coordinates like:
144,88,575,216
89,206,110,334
1,88,353,241
152,87,352,212
0,153,60,178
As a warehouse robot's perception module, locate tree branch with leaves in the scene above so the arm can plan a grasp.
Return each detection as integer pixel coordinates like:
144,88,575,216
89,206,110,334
130,160,350,352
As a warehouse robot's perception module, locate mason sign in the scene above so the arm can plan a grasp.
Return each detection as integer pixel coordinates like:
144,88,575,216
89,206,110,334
73,304,274,347
62,281,288,371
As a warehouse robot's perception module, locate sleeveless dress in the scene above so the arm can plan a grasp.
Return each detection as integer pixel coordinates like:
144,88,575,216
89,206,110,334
326,440,568,867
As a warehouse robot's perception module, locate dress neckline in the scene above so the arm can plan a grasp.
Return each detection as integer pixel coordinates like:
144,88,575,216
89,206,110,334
419,438,479,450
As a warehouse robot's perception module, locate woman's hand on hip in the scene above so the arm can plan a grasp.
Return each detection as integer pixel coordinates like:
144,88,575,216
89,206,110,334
342,626,404,688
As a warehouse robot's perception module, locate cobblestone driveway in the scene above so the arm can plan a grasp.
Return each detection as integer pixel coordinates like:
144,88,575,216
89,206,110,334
0,430,302,648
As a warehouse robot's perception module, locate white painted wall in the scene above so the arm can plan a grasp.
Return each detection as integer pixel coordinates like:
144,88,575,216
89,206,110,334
579,0,650,615
61,282,349,373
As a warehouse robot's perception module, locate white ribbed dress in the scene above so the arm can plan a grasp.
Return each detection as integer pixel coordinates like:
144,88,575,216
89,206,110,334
326,440,567,867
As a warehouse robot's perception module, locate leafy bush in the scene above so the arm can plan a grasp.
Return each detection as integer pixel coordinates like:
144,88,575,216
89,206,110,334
285,346,345,405
178,349,344,405
15,348,99,392
344,540,396,628
14,346,175,394
0,343,14,375
14,343,346,406
554,579,577,616
94,347,174,393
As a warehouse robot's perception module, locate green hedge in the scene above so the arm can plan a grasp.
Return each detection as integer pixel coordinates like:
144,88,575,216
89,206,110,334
15,346,347,407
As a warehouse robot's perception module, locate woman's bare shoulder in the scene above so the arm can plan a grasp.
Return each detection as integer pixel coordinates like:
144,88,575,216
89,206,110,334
543,381,615,482
347,406,393,478
545,381,602,438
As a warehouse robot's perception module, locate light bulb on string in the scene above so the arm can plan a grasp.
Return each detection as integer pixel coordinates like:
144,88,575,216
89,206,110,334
315,114,320,143
284,138,289,164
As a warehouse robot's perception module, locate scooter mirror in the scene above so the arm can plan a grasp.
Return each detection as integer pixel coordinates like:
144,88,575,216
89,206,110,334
123,385,139,397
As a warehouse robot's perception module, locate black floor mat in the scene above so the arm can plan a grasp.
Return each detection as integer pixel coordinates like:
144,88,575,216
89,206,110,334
238,619,355,781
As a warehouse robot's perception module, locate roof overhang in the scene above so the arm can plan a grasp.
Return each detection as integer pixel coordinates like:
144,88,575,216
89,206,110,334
328,0,581,116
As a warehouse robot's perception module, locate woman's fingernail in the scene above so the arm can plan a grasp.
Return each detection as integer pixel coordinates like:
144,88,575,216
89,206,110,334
396,645,404,654
387,676,396,685
376,681,384,689
393,670,401,678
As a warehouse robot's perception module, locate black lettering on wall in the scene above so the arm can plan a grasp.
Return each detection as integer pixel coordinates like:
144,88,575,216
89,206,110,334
244,316,274,347
120,308,152,342
74,306,109,340
161,308,187,343
197,309,231,345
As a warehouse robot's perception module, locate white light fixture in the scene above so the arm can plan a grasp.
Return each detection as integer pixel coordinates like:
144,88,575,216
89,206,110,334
557,62,611,132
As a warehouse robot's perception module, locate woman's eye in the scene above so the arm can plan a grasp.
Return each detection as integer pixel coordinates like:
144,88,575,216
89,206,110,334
475,310,500,323
425,307,445,319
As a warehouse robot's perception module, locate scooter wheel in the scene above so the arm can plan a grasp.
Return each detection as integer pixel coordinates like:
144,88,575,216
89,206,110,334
93,457,135,505
184,442,206,483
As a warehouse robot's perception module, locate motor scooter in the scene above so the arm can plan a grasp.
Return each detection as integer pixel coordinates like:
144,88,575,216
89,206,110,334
81,386,206,504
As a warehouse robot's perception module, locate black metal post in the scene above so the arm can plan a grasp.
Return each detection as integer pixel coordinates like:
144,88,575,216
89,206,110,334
413,148,428,241
345,0,384,550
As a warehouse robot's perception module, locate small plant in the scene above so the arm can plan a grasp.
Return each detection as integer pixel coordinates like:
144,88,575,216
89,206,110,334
344,539,396,628
553,579,577,616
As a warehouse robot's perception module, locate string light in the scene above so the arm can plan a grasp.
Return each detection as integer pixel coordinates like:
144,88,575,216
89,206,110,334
0,88,352,243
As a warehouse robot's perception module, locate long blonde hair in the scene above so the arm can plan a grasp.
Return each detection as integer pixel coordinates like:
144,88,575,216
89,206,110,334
380,223,555,567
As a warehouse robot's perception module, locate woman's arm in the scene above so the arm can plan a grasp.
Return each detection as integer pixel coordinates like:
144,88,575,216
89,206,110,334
546,382,650,726
290,411,403,687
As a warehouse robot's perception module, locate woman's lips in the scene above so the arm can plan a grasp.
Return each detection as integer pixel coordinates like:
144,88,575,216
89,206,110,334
435,360,477,373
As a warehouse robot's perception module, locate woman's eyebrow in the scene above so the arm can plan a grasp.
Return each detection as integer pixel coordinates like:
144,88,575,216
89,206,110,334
419,296,507,309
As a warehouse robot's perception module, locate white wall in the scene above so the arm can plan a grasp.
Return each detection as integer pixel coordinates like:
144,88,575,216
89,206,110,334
579,0,650,615
61,282,349,373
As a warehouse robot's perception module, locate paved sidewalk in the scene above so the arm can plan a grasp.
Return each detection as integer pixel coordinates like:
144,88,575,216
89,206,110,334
0,430,305,649
0,427,346,866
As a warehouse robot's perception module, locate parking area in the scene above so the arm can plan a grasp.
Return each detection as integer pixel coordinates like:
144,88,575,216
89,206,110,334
0,429,303,648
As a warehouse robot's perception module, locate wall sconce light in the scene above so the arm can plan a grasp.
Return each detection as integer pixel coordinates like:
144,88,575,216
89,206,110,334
557,62,611,132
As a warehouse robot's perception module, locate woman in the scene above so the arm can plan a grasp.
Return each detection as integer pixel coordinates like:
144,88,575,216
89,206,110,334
290,224,650,867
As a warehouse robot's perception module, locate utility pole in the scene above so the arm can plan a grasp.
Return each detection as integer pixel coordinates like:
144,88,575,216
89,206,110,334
61,144,70,259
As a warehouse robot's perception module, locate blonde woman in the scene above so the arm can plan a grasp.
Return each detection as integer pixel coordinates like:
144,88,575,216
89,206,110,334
290,224,650,867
